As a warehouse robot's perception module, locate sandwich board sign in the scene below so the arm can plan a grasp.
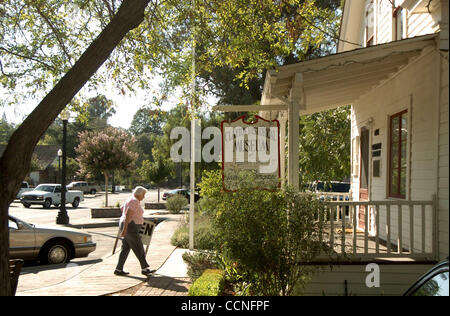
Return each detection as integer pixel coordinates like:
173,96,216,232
112,219,156,255
221,115,280,191
139,220,156,255
139,220,156,244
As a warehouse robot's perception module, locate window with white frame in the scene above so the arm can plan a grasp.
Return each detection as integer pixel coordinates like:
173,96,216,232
393,3,405,40
365,0,375,47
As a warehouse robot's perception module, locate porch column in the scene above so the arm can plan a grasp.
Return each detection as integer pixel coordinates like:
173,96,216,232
287,73,305,190
287,102,299,190
278,111,287,186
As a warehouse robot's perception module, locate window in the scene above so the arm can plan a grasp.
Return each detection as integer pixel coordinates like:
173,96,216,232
412,271,449,296
365,0,375,47
393,5,405,40
9,219,18,230
389,110,408,198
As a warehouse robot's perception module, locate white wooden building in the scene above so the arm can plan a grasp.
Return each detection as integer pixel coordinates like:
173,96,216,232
257,0,449,295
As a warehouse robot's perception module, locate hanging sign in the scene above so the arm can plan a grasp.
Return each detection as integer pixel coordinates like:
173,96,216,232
221,115,280,191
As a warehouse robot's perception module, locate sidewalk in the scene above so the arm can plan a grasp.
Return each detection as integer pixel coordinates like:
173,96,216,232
16,214,192,296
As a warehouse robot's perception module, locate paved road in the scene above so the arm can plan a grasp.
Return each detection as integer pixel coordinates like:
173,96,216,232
10,190,170,224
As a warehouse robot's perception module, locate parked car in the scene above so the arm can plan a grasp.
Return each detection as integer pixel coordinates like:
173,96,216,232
20,184,84,209
309,181,351,201
15,181,33,199
162,189,200,202
9,215,96,264
403,258,449,296
67,181,102,195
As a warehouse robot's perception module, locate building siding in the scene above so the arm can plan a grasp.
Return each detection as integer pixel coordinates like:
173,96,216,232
438,51,449,259
351,48,443,255
301,263,435,296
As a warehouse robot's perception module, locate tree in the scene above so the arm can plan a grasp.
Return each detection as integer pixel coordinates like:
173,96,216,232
0,0,152,295
0,116,15,144
139,158,173,202
298,106,351,187
129,107,166,136
76,127,138,207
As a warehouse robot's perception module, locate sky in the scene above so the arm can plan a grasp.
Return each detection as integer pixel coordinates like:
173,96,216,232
0,78,186,130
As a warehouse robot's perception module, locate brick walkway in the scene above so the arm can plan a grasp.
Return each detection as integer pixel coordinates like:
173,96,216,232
111,275,191,296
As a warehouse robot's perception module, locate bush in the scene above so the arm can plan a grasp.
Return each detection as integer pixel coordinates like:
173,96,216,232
182,251,219,282
166,194,188,214
202,171,333,296
170,214,216,250
188,269,225,296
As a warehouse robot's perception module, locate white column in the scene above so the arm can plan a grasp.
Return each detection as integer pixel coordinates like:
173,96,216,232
189,119,199,250
288,102,300,190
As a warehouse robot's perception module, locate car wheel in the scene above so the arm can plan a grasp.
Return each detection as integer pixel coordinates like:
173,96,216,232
43,198,52,209
54,204,60,208
41,240,72,265
22,203,31,208
90,189,96,195
72,197,80,208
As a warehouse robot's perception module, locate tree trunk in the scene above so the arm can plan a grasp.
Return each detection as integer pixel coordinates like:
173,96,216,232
0,0,152,296
105,172,109,208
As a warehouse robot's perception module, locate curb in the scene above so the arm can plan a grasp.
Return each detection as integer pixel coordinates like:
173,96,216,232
64,216,169,229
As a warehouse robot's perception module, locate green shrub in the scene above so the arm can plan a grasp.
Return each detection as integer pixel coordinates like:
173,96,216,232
166,194,188,214
201,171,333,296
182,251,219,282
170,214,216,250
188,269,225,296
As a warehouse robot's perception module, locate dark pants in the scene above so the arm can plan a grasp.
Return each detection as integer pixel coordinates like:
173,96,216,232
115,221,149,271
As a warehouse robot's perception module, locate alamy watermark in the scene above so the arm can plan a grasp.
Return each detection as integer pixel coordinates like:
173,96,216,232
169,121,279,174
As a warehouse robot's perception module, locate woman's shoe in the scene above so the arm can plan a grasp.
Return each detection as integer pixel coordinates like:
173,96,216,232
141,268,156,276
114,269,130,276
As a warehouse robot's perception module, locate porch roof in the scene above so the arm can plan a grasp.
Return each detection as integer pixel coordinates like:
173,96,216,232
261,33,439,115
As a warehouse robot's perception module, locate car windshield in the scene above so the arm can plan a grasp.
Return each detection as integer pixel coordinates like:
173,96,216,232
34,185,56,192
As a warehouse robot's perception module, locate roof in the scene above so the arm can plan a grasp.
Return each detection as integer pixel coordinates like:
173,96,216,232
261,33,439,115
0,144,59,170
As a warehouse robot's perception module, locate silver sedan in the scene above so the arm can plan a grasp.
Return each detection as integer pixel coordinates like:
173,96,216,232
9,215,96,265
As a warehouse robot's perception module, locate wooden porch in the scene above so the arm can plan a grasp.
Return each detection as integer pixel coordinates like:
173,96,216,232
315,195,438,262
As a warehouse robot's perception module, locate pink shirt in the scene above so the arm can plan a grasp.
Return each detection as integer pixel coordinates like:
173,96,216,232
120,196,144,225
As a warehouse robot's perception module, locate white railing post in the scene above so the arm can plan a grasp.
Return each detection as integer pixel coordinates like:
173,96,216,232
353,205,357,255
387,205,391,254
432,194,438,260
409,204,414,254
375,204,380,254
398,204,403,254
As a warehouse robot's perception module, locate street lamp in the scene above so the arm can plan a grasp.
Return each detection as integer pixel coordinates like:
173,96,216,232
56,110,70,225
57,149,62,184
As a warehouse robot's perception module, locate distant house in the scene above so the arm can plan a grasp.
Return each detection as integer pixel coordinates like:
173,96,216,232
0,144,60,185
259,0,448,295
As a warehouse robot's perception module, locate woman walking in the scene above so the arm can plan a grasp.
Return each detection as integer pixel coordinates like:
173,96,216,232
114,186,155,276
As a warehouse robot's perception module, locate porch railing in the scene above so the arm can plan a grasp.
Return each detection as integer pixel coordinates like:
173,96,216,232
317,195,438,261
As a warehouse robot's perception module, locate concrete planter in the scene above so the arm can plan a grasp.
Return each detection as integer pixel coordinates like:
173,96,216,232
144,202,166,210
91,207,122,218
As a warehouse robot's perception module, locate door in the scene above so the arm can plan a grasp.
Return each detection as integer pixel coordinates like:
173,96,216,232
9,217,36,260
359,127,370,230
54,186,62,204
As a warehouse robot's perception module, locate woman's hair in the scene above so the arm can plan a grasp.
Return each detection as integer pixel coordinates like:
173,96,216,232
133,186,148,197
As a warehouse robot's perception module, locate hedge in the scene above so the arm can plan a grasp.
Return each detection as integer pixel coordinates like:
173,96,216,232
188,269,225,296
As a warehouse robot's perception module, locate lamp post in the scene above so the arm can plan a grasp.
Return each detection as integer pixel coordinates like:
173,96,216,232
56,110,70,225
57,149,62,184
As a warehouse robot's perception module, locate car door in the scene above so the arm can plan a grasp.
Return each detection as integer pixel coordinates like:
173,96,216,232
9,217,36,260
54,186,62,204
